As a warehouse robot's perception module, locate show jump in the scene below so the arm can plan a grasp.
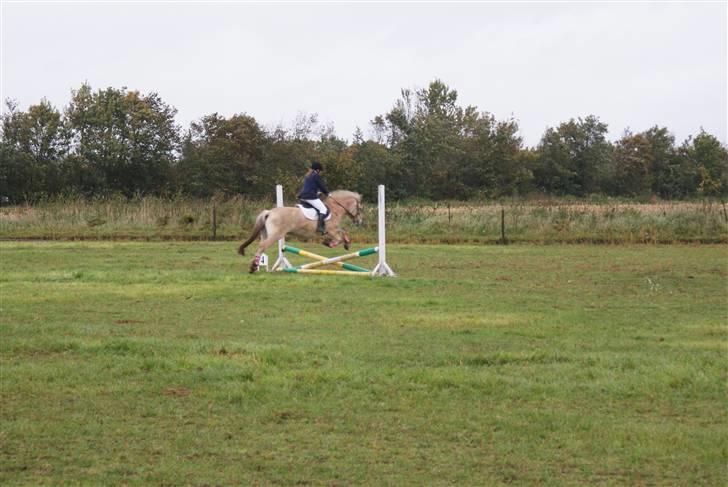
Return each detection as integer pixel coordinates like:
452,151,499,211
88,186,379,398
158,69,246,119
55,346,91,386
239,184,395,277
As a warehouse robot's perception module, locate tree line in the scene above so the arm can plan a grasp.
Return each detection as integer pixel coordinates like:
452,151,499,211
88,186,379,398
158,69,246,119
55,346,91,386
1,80,726,203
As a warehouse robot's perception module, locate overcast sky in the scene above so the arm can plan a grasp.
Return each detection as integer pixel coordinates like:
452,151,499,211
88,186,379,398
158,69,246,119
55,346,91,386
2,1,726,146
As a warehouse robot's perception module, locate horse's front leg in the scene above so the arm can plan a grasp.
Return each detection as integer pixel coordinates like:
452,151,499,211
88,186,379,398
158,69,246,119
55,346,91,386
341,230,351,250
322,229,350,250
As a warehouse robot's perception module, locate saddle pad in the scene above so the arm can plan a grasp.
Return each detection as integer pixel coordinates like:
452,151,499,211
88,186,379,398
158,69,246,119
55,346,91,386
296,204,333,221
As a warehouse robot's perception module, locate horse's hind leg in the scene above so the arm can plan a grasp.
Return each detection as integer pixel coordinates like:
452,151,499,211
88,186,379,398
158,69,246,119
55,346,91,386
250,234,279,273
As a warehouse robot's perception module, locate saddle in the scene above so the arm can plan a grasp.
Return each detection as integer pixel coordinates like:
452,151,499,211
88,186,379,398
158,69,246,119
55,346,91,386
296,201,332,222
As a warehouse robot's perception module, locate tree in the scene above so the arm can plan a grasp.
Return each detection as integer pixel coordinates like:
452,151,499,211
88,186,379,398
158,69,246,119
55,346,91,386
351,139,405,200
641,126,679,198
0,99,69,201
372,81,466,197
372,79,525,199
534,116,613,196
177,113,266,197
313,130,362,192
66,84,179,196
678,130,728,197
614,132,653,197
254,113,327,196
461,113,526,198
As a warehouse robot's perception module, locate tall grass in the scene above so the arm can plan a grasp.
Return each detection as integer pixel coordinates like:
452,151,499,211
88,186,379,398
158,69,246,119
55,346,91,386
381,199,728,244
1,195,726,244
0,194,263,240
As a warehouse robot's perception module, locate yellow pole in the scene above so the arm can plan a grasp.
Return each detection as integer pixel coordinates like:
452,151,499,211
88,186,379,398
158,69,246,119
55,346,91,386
284,268,373,277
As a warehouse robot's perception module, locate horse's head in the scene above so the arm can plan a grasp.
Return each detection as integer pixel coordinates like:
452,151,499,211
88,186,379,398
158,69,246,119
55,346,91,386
328,190,363,226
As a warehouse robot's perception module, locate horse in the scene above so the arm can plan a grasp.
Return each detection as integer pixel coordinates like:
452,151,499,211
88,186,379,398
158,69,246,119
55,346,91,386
238,190,363,273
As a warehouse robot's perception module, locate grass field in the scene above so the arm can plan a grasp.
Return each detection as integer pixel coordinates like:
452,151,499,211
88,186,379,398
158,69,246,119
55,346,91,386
1,241,726,485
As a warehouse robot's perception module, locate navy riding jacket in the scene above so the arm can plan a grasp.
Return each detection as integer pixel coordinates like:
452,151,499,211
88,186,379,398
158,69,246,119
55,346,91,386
297,171,330,200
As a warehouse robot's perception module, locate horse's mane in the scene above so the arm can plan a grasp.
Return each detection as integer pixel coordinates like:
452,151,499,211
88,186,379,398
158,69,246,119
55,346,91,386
329,190,361,201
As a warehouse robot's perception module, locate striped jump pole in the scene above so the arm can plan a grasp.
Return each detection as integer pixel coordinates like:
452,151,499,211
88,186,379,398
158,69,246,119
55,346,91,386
283,245,372,273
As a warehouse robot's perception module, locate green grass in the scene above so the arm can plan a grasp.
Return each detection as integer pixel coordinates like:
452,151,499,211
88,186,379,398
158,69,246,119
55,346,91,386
1,242,726,485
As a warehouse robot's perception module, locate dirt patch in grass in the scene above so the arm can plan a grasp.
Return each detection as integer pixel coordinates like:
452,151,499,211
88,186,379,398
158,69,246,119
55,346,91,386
163,387,191,397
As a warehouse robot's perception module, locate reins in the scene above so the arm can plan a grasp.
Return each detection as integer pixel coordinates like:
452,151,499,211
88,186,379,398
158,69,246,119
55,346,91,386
327,195,359,221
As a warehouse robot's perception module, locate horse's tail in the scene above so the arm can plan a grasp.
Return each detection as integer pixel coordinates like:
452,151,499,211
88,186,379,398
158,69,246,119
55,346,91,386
238,210,269,256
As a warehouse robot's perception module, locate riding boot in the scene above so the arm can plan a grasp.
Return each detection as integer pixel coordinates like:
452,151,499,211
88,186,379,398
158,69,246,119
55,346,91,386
317,213,326,234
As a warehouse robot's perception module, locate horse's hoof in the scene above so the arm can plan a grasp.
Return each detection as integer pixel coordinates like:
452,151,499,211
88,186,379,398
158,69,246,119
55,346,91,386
249,256,260,273
343,234,351,250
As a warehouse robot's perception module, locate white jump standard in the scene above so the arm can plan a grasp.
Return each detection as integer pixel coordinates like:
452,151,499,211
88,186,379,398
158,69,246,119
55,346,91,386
270,184,395,277
371,184,395,277
270,184,292,272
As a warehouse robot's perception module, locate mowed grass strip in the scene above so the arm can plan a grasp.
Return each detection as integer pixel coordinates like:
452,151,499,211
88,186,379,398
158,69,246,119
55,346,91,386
1,242,726,485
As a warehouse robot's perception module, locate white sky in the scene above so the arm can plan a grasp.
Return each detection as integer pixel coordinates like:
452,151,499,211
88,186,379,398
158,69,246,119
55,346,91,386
2,1,726,147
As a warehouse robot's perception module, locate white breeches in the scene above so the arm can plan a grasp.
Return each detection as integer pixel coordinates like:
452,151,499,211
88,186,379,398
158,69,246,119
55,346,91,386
302,199,328,215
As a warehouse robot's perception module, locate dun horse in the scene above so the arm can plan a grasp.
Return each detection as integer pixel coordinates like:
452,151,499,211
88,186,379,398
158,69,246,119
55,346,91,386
238,190,363,273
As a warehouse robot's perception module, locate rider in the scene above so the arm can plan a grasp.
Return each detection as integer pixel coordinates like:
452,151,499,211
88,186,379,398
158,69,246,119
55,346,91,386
298,161,331,234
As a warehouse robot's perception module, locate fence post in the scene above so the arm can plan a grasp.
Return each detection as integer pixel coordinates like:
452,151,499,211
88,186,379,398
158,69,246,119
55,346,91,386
500,207,507,244
211,202,217,240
